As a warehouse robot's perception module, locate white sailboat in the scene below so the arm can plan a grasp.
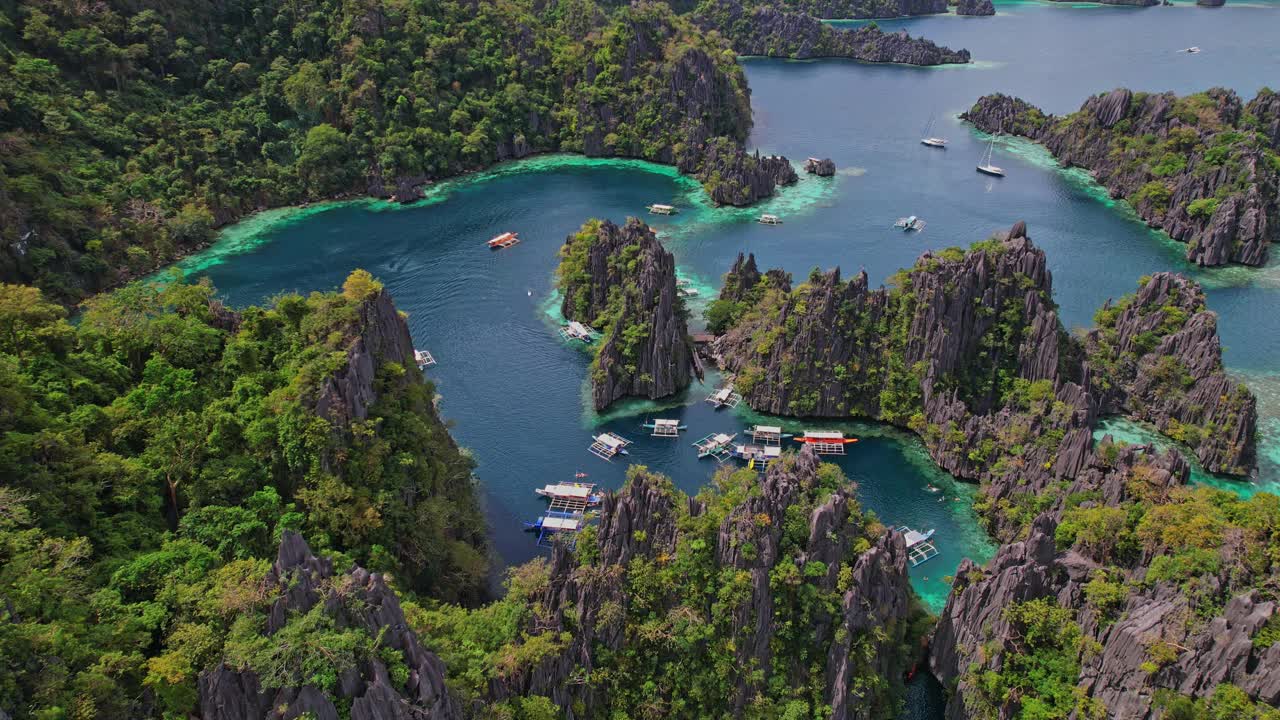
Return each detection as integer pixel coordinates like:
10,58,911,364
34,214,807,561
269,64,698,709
976,132,1005,177
920,115,947,148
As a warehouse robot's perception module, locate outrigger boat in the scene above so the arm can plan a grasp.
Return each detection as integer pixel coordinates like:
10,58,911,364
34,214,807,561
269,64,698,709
487,231,521,249
535,481,603,505
757,214,783,225
677,286,700,298
559,320,600,343
693,432,736,462
414,349,436,368
750,425,791,444
896,526,939,567
647,203,678,215
794,431,858,455
894,216,926,232
524,509,585,548
705,385,742,409
730,442,782,471
588,432,632,461
643,418,687,437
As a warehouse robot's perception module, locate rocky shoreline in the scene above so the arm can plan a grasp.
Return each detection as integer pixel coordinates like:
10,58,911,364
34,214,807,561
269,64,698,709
963,89,1280,267
698,0,972,64
557,218,696,410
709,223,1256,528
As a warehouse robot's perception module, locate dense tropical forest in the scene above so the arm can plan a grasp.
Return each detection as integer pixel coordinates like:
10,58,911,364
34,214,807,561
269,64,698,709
0,0,754,303
0,272,490,716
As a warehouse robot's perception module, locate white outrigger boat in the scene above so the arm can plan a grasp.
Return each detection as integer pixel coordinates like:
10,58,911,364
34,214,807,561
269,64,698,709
705,385,742,409
535,481,603,505
693,432,737,462
559,320,600,343
588,432,632,461
757,214,783,225
897,526,939,567
643,418,687,437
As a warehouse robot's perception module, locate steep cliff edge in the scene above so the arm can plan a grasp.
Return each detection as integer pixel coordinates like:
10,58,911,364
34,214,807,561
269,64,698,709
557,218,695,410
199,532,461,720
930,443,1280,719
963,89,1280,267
772,0,948,19
486,449,928,718
711,223,1256,537
954,0,996,15
696,0,971,64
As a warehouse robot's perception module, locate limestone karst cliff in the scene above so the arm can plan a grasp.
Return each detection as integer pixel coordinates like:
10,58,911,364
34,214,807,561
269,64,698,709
930,441,1280,719
963,89,1280,267
696,0,972,64
710,222,1256,538
487,449,927,718
558,218,695,410
199,532,461,720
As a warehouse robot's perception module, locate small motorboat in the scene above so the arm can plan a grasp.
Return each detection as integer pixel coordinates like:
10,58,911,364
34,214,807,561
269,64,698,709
758,214,783,225
1182,46,1201,54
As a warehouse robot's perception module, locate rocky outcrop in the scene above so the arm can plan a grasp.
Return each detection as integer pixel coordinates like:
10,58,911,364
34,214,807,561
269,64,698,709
963,89,1280,266
1046,0,1157,5
489,448,923,718
199,532,461,720
780,0,948,19
1087,272,1256,474
719,252,764,304
558,218,694,410
804,157,837,176
712,222,1257,537
954,0,995,15
680,141,800,206
313,289,416,433
931,441,1280,720
698,0,971,65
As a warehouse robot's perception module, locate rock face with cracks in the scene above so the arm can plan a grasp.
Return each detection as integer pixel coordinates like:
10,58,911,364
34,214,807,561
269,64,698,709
198,532,461,720
711,221,1256,541
557,218,695,410
487,448,925,718
963,89,1280,266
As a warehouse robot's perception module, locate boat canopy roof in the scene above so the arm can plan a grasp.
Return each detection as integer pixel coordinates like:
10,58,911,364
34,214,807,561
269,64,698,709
902,529,931,547
541,516,581,531
650,203,674,210
597,433,626,449
541,484,594,498
713,387,732,400
762,445,782,457
755,425,782,434
804,430,845,440
713,433,734,444
655,419,679,428
567,320,592,334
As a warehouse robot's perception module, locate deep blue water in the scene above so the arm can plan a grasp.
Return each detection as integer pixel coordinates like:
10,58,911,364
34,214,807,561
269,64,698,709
177,2,1280,714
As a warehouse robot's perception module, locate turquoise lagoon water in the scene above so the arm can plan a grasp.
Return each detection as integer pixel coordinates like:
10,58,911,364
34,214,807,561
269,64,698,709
176,3,1280,708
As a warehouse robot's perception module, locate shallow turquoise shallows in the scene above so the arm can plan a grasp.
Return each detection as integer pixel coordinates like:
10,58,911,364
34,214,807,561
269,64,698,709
177,2,1280,713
